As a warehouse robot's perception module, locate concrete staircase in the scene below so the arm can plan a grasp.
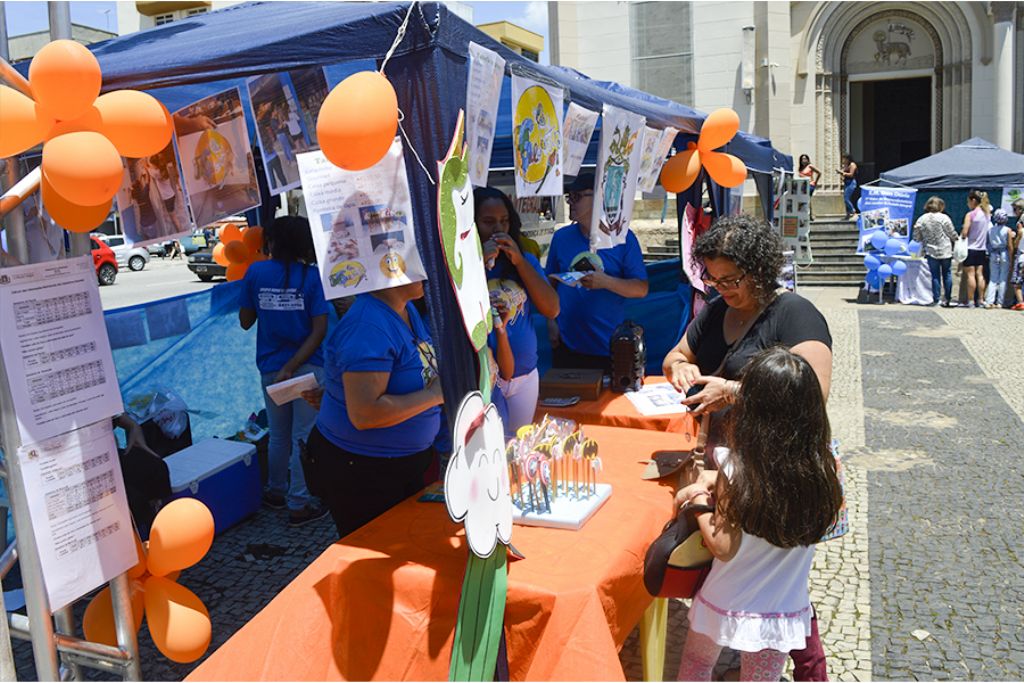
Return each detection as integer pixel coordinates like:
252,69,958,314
799,217,864,287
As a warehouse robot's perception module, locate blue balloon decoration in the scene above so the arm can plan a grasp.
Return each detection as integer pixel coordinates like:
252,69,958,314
865,270,881,288
892,260,907,277
877,263,893,279
908,240,922,255
884,238,904,257
863,254,881,271
870,230,889,250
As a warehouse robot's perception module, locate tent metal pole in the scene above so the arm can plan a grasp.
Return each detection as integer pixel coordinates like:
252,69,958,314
0,586,15,681
0,57,33,97
2,160,32,265
109,573,141,681
53,607,82,681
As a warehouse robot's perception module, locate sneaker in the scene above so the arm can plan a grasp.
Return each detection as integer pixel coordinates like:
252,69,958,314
966,301,976,309
262,492,286,510
288,504,329,527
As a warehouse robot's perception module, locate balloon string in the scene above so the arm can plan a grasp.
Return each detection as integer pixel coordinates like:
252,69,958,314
380,1,417,74
397,108,436,186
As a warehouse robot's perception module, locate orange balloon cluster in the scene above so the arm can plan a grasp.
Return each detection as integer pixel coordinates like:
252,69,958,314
661,109,747,192
83,499,215,664
317,71,398,171
0,40,173,232
212,224,265,281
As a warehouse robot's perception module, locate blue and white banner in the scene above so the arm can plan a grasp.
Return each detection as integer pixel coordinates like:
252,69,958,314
856,185,917,254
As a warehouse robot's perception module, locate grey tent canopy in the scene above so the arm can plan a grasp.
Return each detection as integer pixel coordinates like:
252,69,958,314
880,137,1024,189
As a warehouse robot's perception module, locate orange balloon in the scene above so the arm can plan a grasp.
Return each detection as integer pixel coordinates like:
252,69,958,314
218,223,242,244
223,239,250,264
144,576,211,664
127,533,147,579
29,40,102,122
46,106,102,139
242,225,263,255
41,175,112,233
146,498,214,577
212,242,230,267
703,150,747,187
660,148,702,193
317,71,398,171
43,132,124,206
95,90,174,158
697,108,740,153
226,262,249,281
82,585,145,647
0,85,52,157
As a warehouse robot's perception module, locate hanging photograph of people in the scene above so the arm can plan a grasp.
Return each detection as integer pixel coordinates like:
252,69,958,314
115,137,193,246
174,87,261,228
247,68,327,194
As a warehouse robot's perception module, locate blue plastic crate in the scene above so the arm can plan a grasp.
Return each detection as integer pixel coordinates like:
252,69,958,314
164,438,260,535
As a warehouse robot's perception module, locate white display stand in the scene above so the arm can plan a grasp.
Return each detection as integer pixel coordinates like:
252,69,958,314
512,484,612,530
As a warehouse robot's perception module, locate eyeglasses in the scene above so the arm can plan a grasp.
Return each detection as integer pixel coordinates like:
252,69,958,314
565,191,594,204
702,273,747,291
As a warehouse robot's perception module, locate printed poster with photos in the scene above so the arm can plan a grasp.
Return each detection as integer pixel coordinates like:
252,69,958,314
1000,187,1023,215
511,75,563,198
246,68,329,195
114,136,194,247
771,171,813,264
296,139,426,300
22,195,64,262
466,42,506,188
174,87,261,228
855,185,917,255
591,104,645,250
637,126,678,193
561,102,599,177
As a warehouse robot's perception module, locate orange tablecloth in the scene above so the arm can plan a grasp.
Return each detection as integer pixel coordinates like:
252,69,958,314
536,376,698,448
187,425,680,682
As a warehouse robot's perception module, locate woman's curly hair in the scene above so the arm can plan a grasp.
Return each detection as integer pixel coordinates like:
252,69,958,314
693,214,783,302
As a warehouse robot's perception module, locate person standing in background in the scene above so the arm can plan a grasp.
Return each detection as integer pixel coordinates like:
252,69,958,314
912,196,958,307
984,209,1013,308
960,189,991,308
838,153,858,220
1010,199,1024,310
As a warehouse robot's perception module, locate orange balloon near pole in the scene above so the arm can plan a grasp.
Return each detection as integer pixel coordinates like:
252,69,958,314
317,71,398,171
0,85,52,157
83,586,145,647
697,108,740,153
212,242,230,267
242,225,263,255
226,262,249,281
127,533,148,579
146,499,214,577
660,149,702,193
703,150,747,187
28,40,102,122
42,132,124,206
218,223,242,244
223,240,250,264
40,176,112,233
95,90,174,158
144,576,212,664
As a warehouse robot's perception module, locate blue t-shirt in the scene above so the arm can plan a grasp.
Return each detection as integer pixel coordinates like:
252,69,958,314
544,223,648,356
316,294,441,458
239,259,329,374
486,252,544,378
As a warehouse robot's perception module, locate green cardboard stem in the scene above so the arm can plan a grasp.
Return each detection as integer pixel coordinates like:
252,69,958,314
478,347,492,405
449,548,508,681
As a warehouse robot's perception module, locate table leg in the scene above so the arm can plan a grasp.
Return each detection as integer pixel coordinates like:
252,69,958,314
639,597,668,681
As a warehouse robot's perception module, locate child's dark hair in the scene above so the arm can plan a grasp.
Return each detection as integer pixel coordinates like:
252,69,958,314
264,215,315,264
473,186,524,242
719,347,842,548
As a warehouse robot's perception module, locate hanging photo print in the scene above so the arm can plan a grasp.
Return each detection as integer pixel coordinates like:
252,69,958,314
637,126,678,193
246,69,327,195
23,195,63,262
591,104,645,250
438,110,493,351
466,42,506,188
174,87,261,228
561,102,599,178
288,67,330,148
297,138,426,300
114,137,193,246
511,75,563,198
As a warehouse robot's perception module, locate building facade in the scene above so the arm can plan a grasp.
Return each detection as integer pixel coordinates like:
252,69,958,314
551,1,1023,205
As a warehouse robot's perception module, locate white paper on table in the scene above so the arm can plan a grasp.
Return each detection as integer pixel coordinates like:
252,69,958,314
561,102,599,177
17,420,137,611
297,140,426,301
466,42,506,188
637,126,678,193
0,256,124,444
624,383,689,416
511,75,564,198
265,372,320,406
591,104,646,250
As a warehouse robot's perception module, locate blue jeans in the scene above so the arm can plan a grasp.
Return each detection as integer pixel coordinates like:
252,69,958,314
843,179,858,216
985,253,1009,306
261,364,323,511
926,256,952,303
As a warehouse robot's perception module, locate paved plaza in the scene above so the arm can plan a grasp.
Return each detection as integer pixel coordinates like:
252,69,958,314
10,289,1024,681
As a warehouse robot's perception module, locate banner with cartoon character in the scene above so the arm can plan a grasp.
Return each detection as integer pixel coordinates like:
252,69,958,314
466,42,506,188
561,102,599,178
438,110,493,352
296,138,426,300
637,126,678,193
591,104,646,250
511,75,563,198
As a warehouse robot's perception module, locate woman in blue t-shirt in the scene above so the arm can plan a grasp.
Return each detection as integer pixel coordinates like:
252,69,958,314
475,187,560,436
304,281,443,538
239,216,330,527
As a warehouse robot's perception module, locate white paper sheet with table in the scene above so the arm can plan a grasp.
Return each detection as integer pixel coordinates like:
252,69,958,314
18,420,137,610
624,383,689,416
0,257,124,444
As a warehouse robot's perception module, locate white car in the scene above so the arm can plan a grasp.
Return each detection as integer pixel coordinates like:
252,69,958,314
95,234,150,272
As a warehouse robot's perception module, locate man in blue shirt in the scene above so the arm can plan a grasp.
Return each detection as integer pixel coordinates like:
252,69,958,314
545,172,649,372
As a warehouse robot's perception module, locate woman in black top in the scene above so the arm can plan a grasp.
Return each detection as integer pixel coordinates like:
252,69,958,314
661,214,833,681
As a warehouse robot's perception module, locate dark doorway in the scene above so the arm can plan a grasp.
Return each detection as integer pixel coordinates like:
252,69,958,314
850,76,931,184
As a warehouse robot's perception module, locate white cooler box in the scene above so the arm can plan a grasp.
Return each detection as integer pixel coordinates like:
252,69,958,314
164,438,261,535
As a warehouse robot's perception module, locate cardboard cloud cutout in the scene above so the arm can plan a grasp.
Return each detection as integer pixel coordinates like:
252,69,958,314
445,391,513,558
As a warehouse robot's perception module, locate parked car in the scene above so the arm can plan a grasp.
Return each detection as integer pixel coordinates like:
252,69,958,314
90,237,118,286
94,234,150,271
187,241,227,282
147,242,168,257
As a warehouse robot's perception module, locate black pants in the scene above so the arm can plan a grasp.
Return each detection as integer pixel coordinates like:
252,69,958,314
304,426,433,539
118,446,171,537
551,344,611,373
